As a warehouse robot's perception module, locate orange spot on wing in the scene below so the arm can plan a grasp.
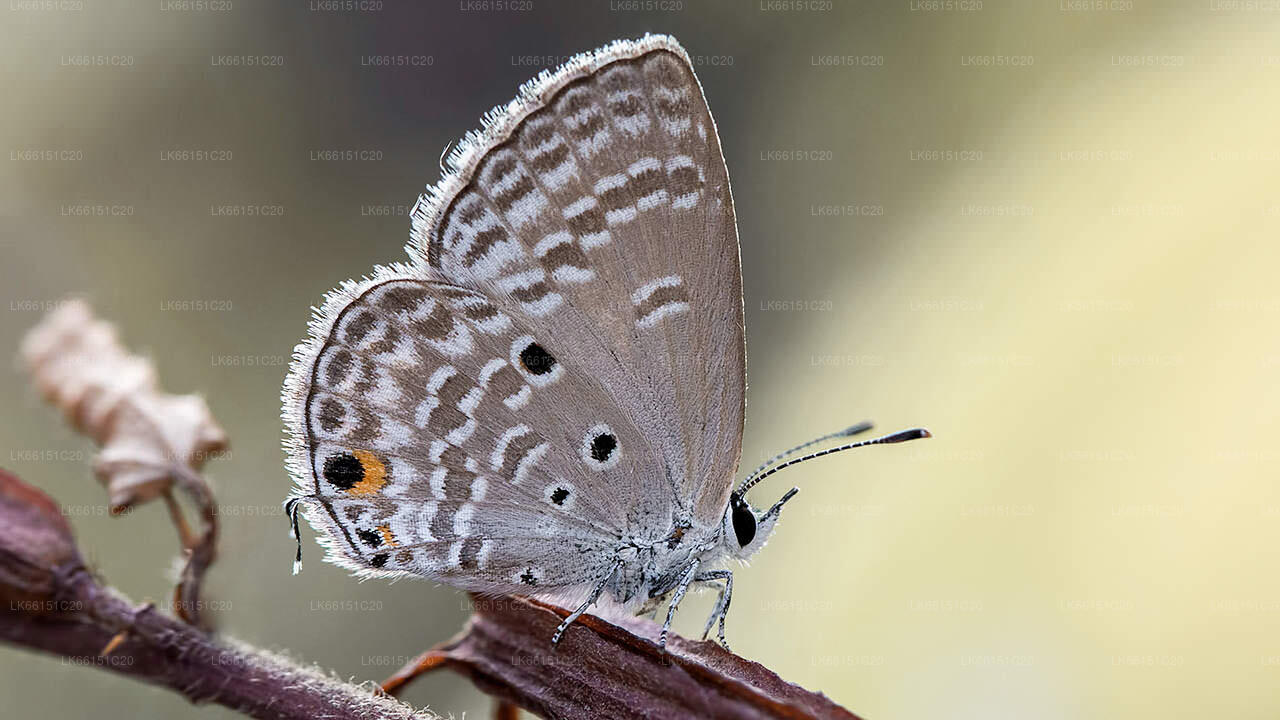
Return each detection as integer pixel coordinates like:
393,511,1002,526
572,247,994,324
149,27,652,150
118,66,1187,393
376,524,399,548
346,449,388,496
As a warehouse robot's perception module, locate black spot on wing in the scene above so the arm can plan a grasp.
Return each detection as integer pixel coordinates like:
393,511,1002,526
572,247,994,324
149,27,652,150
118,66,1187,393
519,342,557,375
590,433,617,462
323,452,363,491
356,528,382,548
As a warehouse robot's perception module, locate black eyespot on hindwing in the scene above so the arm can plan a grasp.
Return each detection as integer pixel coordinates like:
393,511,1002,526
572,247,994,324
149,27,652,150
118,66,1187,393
356,528,382,548
370,553,389,568
550,487,570,505
519,342,557,375
323,452,364,491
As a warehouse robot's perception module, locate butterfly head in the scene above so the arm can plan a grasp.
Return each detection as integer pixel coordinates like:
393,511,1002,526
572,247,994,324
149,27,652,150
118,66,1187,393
723,487,798,560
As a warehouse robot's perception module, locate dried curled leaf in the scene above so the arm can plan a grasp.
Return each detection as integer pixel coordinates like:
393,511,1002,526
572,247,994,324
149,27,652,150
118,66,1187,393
21,299,226,626
21,299,228,512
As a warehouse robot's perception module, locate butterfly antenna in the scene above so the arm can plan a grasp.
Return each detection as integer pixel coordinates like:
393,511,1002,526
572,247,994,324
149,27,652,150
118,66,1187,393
735,428,932,498
744,421,875,481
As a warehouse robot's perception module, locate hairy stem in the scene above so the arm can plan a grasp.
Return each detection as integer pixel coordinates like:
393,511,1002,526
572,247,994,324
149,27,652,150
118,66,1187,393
1,562,431,720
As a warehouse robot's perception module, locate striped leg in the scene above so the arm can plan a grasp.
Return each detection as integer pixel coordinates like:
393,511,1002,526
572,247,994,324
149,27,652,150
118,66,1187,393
551,559,622,646
696,570,733,650
659,561,700,650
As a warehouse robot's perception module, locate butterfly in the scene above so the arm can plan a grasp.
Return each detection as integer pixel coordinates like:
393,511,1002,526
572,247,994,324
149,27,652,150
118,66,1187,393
283,34,928,650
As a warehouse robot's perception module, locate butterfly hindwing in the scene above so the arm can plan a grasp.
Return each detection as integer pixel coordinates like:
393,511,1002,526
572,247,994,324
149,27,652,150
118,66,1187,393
292,276,627,589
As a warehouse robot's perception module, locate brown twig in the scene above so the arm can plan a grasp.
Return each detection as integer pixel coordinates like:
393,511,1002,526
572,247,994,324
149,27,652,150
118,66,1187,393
167,464,219,628
381,644,451,696
387,594,862,720
161,490,197,549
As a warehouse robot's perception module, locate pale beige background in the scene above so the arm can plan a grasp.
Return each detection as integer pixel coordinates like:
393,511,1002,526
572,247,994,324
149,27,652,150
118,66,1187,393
2,2,1278,718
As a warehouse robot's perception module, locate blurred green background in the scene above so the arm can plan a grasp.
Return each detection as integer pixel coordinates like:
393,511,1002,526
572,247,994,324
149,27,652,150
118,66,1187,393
3,1,1279,718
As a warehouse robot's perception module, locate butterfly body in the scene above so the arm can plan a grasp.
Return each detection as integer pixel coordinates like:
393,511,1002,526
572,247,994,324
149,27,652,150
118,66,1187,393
606,515,715,603
284,34,825,649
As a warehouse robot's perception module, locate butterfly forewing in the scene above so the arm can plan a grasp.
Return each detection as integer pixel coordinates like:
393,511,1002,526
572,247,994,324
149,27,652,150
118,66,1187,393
285,35,745,593
414,38,745,529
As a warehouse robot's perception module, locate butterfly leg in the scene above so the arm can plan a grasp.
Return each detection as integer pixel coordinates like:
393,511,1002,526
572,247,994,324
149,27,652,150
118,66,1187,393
659,561,700,651
697,578,726,640
695,570,734,650
551,559,622,646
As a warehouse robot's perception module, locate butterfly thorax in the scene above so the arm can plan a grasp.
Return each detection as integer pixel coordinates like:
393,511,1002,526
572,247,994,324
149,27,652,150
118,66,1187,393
605,516,727,607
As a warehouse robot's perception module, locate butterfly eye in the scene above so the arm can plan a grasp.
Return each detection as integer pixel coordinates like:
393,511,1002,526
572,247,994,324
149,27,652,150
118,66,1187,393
731,496,757,547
